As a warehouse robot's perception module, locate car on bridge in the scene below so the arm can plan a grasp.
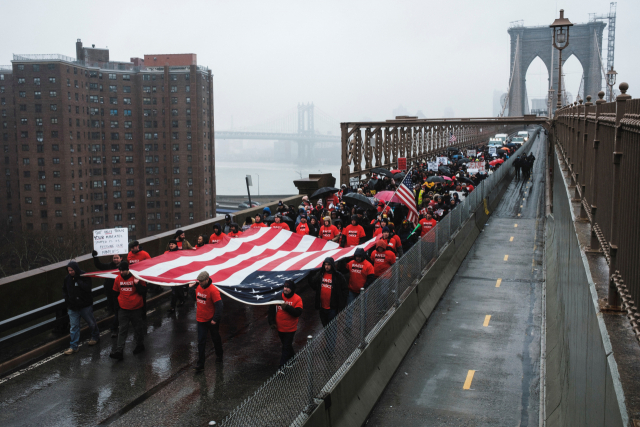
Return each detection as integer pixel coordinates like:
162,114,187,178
495,133,508,143
238,201,262,209
488,138,504,147
511,136,525,146
517,131,530,142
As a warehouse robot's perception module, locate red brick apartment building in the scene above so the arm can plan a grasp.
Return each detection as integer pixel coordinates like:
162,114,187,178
0,40,216,242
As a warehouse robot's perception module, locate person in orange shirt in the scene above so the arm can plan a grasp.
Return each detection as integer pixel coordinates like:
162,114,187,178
268,279,303,367
342,217,367,247
319,217,340,242
189,271,223,371
227,223,242,238
270,214,290,231
346,248,375,304
372,240,396,278
372,218,388,237
127,241,151,265
419,213,437,238
209,224,226,244
251,214,267,229
296,214,310,235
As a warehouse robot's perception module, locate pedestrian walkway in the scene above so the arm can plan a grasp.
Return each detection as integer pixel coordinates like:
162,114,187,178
366,135,545,426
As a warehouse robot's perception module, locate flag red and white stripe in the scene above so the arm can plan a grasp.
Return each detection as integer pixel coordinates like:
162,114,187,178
396,173,419,225
85,228,379,305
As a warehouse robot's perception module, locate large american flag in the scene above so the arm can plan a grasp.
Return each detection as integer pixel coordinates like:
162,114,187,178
85,228,378,305
449,131,457,144
395,173,419,225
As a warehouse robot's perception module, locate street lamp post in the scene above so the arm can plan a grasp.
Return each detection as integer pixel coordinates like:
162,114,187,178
606,66,618,102
550,9,573,110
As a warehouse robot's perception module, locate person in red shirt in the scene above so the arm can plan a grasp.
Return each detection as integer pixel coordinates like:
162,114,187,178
227,223,242,238
268,279,303,367
319,217,340,242
109,261,147,360
209,224,226,244
127,241,151,265
127,240,154,304
373,218,388,237
419,213,437,238
310,257,348,327
325,193,339,211
189,271,223,371
346,248,375,303
342,217,367,247
380,226,402,256
270,214,290,231
251,214,267,229
296,214,310,235
372,240,396,278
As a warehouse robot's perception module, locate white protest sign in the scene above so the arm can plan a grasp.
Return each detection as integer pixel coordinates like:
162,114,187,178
466,149,476,158
93,228,129,256
437,157,448,165
349,176,360,189
427,162,438,171
489,147,497,156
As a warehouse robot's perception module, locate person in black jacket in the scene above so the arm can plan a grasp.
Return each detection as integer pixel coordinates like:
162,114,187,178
92,251,122,337
63,261,99,355
309,257,348,327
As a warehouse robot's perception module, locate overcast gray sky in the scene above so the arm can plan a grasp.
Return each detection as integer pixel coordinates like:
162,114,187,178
1,0,637,129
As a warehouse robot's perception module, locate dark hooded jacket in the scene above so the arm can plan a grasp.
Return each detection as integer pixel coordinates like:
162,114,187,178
309,257,348,311
63,261,93,310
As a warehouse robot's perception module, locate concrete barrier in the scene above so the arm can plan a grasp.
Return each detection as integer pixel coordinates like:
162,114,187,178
0,195,303,322
303,141,525,427
544,150,627,426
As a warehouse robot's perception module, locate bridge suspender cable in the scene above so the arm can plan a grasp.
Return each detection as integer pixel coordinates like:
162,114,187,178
593,30,609,96
501,35,520,117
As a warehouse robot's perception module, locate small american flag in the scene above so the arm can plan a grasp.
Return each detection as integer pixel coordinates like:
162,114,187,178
449,132,457,144
396,172,419,225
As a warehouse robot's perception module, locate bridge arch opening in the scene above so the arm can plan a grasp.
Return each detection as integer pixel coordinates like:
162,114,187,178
525,56,550,115
562,54,585,104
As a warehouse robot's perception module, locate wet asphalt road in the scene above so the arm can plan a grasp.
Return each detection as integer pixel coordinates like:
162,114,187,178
367,132,546,426
0,280,321,426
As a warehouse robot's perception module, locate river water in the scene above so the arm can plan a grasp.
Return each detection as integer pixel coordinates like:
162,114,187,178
215,161,341,195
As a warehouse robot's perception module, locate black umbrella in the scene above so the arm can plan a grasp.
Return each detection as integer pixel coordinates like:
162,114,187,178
458,158,471,163
506,143,517,148
438,166,452,176
447,147,459,152
343,193,375,210
368,178,379,187
371,168,394,179
265,215,293,223
393,172,405,181
311,187,339,199
458,176,475,185
427,176,445,183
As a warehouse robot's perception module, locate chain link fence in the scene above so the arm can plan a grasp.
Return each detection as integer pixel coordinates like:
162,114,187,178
220,129,539,427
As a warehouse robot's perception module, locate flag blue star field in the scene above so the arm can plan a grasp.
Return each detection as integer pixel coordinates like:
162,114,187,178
86,228,378,305
396,173,419,225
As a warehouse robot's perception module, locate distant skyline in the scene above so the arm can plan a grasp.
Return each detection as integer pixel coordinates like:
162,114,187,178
1,0,637,131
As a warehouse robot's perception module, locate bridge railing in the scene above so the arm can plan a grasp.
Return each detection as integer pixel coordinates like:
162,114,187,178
553,84,640,343
220,131,539,426
339,116,547,186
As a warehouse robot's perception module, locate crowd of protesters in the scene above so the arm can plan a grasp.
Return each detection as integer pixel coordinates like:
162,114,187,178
62,133,531,369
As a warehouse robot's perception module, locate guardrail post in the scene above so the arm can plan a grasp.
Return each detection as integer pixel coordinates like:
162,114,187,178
393,266,400,307
359,288,366,349
306,335,314,409
589,92,606,250
607,82,631,310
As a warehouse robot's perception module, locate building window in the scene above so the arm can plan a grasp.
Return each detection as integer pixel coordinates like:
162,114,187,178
49,91,57,97
171,97,178,104
113,191,121,198
111,121,119,128
124,133,133,140
50,104,57,111
123,98,131,105
39,184,46,192
124,109,132,116
123,74,130,81
186,97,191,104
26,210,33,216
123,86,131,93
